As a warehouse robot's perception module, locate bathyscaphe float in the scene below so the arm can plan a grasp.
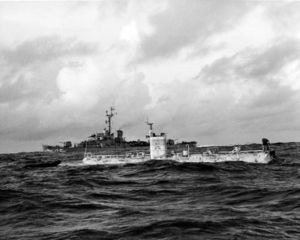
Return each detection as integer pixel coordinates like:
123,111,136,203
83,121,275,165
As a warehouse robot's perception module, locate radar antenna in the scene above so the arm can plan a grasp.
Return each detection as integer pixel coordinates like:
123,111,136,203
105,106,116,136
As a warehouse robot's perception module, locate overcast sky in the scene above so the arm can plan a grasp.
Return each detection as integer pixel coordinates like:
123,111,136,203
1,0,300,153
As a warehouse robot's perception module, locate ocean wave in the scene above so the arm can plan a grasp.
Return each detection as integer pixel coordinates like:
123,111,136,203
1,150,300,239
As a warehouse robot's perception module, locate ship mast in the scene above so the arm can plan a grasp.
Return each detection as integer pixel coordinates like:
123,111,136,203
146,119,154,137
105,107,116,136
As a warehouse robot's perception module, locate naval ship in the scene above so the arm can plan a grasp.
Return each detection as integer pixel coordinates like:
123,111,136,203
43,107,191,153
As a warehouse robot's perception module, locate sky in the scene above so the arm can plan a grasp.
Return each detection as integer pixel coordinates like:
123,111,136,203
1,0,300,153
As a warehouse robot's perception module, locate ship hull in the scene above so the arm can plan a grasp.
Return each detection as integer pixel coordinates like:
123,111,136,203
82,150,272,165
82,152,148,165
173,151,271,164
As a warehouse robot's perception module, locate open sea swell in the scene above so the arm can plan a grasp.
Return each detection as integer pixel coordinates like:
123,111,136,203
1,151,300,239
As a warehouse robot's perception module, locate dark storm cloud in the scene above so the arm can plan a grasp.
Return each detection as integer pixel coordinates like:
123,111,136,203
139,0,251,61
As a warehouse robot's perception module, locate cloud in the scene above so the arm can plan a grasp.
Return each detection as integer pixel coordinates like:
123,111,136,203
0,36,96,106
0,51,152,148
0,75,42,103
236,40,300,79
265,1,300,38
143,37,300,144
0,35,96,67
138,0,250,61
199,39,300,85
1,1,300,152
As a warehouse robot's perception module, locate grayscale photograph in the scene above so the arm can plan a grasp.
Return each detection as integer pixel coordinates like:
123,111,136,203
0,0,300,239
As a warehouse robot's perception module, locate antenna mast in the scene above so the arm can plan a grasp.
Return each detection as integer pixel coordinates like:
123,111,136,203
105,107,116,136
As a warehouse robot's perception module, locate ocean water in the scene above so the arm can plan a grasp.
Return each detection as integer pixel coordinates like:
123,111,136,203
1,150,300,240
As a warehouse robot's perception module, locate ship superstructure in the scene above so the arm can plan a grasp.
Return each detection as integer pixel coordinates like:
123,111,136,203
83,107,125,148
43,107,151,152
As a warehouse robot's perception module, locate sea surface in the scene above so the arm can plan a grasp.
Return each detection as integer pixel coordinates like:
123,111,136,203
1,145,300,240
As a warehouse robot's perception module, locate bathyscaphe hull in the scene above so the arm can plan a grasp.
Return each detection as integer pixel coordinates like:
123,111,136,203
82,123,274,165
82,150,272,165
